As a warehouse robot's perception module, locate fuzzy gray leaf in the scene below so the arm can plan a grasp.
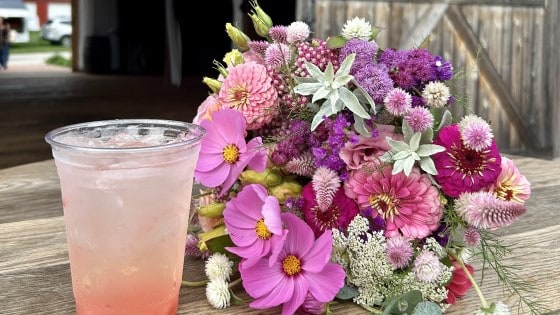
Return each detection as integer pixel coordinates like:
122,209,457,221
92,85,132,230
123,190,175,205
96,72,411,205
416,144,445,157
340,87,370,118
387,137,411,152
293,82,321,95
420,157,438,175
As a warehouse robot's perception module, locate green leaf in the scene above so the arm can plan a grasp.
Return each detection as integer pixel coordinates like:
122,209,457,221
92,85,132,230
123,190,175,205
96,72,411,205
416,144,445,157
326,35,347,49
403,157,415,176
370,26,383,40
382,290,423,315
420,127,434,143
409,132,421,151
437,109,453,131
305,61,326,80
392,151,411,160
353,115,371,136
402,119,414,141
412,301,442,315
340,87,370,118
335,284,359,300
337,53,355,76
324,62,335,82
419,157,438,175
293,82,321,95
205,234,235,255
311,103,334,130
392,159,405,175
311,85,331,103
333,74,353,87
386,137,411,152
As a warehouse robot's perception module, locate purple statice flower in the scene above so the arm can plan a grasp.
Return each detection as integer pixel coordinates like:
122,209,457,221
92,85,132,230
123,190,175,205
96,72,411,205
435,55,453,80
378,48,409,70
429,222,450,247
353,63,394,104
405,48,438,83
412,95,426,107
312,114,352,173
338,38,378,74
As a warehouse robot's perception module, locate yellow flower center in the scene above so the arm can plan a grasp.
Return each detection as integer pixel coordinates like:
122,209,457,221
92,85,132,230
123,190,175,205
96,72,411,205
255,219,272,240
369,192,399,219
282,254,301,276
495,179,523,203
222,144,240,164
228,85,249,108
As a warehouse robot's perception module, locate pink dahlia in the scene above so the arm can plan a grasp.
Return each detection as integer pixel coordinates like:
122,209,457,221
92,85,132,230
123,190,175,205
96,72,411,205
344,166,443,239
339,124,402,170
194,109,267,196
301,183,359,237
240,212,345,315
432,124,502,198
487,156,531,203
218,62,279,130
224,184,288,268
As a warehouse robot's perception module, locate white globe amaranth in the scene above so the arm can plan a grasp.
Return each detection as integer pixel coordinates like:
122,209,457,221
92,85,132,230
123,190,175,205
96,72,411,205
341,17,372,40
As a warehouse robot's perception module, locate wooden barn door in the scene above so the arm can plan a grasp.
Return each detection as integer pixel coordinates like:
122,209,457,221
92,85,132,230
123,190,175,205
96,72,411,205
296,0,559,158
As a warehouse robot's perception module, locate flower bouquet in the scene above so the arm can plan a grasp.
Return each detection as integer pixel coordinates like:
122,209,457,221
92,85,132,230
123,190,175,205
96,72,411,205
184,1,542,314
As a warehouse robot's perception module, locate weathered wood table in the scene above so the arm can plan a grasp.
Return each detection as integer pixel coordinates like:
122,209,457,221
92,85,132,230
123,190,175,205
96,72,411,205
1,157,559,314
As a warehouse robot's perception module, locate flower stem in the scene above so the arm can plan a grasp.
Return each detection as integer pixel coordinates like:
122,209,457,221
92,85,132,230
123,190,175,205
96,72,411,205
450,251,489,309
228,277,242,289
181,280,208,287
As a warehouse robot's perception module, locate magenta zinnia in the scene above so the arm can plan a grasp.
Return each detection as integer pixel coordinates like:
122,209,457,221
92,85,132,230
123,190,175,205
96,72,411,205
194,109,267,196
239,212,345,315
344,166,443,239
218,62,279,130
223,184,288,268
432,124,502,198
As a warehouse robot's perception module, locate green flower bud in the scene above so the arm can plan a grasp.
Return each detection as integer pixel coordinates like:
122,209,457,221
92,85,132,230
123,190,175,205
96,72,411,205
269,180,302,204
198,224,227,252
225,23,250,51
202,77,222,94
198,202,226,218
250,1,273,28
249,12,270,38
239,169,282,188
212,60,229,78
223,49,244,66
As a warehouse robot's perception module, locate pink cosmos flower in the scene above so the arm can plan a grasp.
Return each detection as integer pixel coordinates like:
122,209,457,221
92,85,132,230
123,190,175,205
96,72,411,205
194,109,267,196
487,156,531,203
239,212,345,315
339,124,402,170
344,166,443,239
301,183,359,237
432,124,502,198
224,184,288,268
218,62,279,130
193,94,222,125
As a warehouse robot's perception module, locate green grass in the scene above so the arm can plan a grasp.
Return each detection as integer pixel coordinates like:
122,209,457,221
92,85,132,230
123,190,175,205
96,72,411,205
45,53,71,68
10,31,70,54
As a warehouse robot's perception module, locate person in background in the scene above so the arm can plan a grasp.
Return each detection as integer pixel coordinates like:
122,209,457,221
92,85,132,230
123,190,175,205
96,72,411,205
0,17,10,71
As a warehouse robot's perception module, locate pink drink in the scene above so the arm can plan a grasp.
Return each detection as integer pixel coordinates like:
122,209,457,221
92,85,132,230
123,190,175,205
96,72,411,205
45,120,205,315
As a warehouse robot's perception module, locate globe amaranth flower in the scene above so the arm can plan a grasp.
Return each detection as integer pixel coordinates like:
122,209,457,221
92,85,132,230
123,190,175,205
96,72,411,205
206,278,231,309
341,17,372,40
445,259,474,304
301,183,359,237
405,106,434,133
223,184,288,268
384,87,412,117
286,21,310,43
218,62,279,130
458,114,494,151
422,81,450,108
195,109,267,196
432,124,502,197
205,252,234,281
454,191,527,230
344,166,443,239
413,250,443,282
239,212,345,315
487,156,531,203
386,235,413,269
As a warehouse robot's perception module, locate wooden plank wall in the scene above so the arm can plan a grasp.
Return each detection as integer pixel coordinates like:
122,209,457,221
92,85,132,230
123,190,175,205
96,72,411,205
296,0,559,157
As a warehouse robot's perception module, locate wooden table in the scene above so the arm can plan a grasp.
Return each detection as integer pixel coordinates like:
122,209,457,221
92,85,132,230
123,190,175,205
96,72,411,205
1,157,559,314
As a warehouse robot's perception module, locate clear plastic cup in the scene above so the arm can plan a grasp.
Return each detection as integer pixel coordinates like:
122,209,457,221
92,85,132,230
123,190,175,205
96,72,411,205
45,119,205,315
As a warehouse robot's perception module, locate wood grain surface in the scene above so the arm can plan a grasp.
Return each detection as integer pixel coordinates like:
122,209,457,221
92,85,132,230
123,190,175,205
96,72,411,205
1,157,559,314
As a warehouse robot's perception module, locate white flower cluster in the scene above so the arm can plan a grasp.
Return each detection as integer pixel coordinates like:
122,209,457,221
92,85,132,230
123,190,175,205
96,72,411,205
332,215,452,309
204,253,234,309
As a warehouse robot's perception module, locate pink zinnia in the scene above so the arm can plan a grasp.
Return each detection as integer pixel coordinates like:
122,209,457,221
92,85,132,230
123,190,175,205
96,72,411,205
454,191,527,230
301,183,359,237
405,106,434,132
383,87,412,117
224,184,288,268
487,156,531,203
344,166,443,239
218,62,279,130
432,124,502,198
386,236,413,269
240,212,345,315
194,109,267,196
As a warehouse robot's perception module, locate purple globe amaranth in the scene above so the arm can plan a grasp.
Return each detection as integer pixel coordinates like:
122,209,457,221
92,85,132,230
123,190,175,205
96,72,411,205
432,124,502,198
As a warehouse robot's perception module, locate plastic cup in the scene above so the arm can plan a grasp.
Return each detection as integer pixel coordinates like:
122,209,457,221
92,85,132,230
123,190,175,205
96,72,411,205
45,119,205,315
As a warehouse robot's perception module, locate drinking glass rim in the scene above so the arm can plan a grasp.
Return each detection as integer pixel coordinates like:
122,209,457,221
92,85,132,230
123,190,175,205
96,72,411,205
45,119,206,153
